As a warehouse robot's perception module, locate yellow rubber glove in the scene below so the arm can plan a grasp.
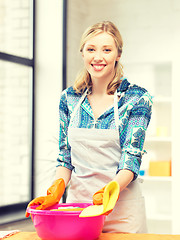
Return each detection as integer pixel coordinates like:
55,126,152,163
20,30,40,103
80,181,120,217
25,178,65,217
93,182,120,215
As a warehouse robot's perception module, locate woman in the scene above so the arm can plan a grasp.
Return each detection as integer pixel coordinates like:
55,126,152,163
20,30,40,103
26,21,153,233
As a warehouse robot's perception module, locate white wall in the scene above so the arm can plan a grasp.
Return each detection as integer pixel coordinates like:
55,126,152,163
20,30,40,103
67,0,180,86
35,0,63,195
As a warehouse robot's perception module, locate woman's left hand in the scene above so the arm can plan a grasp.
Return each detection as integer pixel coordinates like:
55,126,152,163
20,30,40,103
93,186,106,205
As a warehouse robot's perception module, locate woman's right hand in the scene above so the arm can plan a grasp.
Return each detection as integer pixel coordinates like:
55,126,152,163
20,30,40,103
25,178,65,217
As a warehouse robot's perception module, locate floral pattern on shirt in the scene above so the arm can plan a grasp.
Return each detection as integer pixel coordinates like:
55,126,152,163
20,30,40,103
57,78,153,179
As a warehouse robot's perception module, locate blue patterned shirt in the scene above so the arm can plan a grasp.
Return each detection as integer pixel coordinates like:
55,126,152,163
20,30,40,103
57,79,153,180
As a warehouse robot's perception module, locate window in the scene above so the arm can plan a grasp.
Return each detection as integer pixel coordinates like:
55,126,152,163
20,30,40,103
0,0,35,222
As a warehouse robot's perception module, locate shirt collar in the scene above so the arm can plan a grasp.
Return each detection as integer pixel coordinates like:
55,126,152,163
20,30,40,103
117,78,130,94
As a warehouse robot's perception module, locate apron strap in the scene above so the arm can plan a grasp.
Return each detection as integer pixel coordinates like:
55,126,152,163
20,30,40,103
114,90,120,130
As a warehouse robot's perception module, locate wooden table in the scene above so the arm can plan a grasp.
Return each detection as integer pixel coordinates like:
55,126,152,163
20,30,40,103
5,232,180,240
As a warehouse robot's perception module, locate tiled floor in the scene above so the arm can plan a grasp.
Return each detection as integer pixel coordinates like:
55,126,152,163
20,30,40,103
0,218,35,232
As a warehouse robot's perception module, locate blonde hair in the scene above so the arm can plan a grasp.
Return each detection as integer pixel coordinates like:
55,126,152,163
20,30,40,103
73,21,124,94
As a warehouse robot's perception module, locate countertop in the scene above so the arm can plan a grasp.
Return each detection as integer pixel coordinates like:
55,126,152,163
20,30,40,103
3,232,180,240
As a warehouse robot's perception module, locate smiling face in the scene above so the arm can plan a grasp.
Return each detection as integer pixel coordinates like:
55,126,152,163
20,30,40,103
82,32,120,84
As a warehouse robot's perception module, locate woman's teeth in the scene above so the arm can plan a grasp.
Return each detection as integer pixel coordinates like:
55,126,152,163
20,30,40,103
92,64,105,71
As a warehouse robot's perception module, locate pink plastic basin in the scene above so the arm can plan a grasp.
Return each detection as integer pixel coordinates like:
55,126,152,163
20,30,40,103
27,203,106,240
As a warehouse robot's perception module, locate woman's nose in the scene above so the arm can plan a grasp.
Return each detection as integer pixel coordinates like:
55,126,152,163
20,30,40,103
93,51,103,61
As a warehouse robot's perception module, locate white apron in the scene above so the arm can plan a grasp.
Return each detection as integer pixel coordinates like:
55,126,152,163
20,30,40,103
66,89,147,233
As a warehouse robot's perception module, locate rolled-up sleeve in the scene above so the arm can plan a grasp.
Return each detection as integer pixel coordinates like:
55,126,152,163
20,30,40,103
117,91,153,180
56,90,74,171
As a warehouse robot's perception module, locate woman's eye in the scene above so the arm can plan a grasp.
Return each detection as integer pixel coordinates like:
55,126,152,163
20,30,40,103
104,49,111,52
87,48,95,52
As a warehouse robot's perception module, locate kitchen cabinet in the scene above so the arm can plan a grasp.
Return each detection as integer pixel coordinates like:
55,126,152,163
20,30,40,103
140,176,172,234
123,60,180,234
